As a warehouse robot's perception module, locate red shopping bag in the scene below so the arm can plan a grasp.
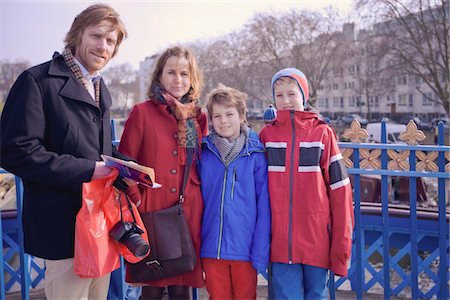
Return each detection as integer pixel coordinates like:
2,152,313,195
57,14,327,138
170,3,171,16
103,180,150,263
74,169,150,278
74,169,121,278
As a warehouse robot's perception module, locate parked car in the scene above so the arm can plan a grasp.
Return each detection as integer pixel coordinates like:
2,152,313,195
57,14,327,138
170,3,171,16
340,114,368,125
399,116,433,131
366,122,407,144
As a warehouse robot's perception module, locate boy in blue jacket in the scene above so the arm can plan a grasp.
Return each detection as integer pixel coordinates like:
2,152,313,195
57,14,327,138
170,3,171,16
199,84,271,299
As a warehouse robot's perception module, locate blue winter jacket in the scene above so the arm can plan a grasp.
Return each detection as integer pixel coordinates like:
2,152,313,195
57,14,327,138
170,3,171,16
199,129,271,272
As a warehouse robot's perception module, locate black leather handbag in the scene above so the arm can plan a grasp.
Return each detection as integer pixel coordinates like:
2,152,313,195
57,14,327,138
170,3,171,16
126,158,196,282
127,202,196,282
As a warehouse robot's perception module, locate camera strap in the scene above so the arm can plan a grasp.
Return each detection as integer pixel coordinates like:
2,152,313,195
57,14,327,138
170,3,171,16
115,189,139,224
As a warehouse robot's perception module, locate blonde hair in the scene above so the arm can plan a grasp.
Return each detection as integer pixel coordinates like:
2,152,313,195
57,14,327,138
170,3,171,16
205,84,248,122
64,3,127,57
147,46,203,103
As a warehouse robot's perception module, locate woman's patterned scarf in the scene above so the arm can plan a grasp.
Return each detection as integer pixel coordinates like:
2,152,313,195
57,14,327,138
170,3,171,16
153,85,201,165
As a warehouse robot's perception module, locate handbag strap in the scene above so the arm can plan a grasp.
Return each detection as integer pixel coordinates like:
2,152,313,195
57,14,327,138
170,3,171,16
179,151,193,205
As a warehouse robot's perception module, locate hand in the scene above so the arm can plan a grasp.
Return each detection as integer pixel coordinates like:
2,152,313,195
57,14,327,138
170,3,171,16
91,161,112,180
252,262,268,275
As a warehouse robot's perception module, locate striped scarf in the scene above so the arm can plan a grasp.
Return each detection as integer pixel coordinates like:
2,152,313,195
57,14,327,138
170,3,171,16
62,48,100,105
211,124,248,165
153,84,201,165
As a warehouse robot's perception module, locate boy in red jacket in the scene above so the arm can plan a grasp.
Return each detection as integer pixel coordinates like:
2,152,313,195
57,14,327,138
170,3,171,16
259,68,354,299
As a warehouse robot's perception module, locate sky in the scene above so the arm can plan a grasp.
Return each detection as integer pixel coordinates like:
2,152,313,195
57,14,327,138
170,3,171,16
0,0,353,70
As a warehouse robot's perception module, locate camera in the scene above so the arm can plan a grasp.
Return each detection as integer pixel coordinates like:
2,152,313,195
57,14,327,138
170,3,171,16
110,221,150,258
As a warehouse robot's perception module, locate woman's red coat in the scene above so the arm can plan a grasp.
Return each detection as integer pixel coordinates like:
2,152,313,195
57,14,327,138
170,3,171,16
119,99,207,287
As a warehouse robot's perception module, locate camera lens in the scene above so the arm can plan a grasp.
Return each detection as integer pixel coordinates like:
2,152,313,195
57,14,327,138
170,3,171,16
110,221,150,258
123,233,150,258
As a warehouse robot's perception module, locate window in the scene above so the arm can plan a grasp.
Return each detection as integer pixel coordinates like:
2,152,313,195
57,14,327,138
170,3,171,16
422,93,433,106
348,65,355,75
370,96,379,107
398,76,407,85
333,83,339,90
340,97,344,108
349,96,356,107
319,98,329,108
408,94,413,107
332,67,343,77
415,76,421,84
333,97,339,107
398,94,407,106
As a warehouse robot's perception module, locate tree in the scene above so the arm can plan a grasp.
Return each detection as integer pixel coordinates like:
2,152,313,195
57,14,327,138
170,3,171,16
282,8,344,106
192,30,273,111
224,9,344,108
245,11,290,71
351,34,396,120
0,60,30,106
101,63,139,117
356,0,450,116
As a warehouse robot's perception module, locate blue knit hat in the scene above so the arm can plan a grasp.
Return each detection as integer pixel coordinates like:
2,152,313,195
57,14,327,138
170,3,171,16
271,68,309,105
263,104,277,122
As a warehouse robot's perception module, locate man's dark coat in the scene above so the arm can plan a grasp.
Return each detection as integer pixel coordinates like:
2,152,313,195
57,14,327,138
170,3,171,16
0,52,113,259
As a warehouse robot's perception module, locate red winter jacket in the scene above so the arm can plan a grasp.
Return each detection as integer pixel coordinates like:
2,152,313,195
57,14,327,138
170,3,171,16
259,110,354,277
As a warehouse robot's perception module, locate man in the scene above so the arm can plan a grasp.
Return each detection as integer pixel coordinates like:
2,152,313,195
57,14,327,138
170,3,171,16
0,4,127,299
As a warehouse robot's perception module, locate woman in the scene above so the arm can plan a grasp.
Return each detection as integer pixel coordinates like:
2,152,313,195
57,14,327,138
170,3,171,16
119,46,206,299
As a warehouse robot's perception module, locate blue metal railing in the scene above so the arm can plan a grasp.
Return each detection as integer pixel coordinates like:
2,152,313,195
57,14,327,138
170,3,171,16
1,120,449,299
331,121,449,299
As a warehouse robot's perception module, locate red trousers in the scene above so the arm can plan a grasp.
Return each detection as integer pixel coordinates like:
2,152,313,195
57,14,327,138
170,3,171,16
202,258,257,300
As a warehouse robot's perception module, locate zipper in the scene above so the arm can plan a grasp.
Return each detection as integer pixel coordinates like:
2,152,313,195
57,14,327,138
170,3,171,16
231,168,237,201
327,223,332,245
204,139,264,258
217,168,227,259
288,110,296,264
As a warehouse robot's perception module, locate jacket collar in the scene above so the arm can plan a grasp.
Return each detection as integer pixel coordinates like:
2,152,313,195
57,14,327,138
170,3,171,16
275,110,320,129
48,52,111,110
202,128,264,155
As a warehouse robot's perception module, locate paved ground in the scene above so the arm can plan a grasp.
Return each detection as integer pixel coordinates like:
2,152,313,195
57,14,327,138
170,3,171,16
6,286,408,300
5,270,408,300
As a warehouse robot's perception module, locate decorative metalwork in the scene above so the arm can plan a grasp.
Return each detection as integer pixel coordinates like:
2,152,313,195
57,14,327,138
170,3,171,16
416,151,439,172
388,150,410,171
342,148,354,168
446,152,450,173
399,120,426,145
360,149,381,169
342,120,368,143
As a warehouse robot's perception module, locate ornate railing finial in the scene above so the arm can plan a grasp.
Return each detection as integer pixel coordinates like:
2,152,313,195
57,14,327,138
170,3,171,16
342,120,368,143
399,120,426,145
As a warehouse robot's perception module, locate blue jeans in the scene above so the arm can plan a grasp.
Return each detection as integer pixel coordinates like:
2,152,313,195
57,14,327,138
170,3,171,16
271,263,328,300
108,267,141,300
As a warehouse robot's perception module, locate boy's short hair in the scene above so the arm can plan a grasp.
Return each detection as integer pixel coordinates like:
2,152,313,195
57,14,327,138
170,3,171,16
271,68,309,105
205,84,248,121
